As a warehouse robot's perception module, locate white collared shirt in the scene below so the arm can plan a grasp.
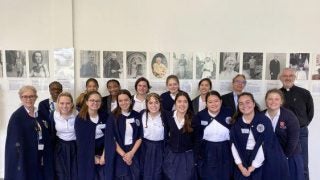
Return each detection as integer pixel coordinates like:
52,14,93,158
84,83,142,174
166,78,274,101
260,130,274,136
265,110,280,131
231,116,265,168
49,98,56,112
111,100,117,112
54,110,77,141
203,111,230,142
133,95,146,112
90,116,105,139
173,110,184,130
25,106,38,117
142,112,164,141
123,111,133,145
198,97,206,112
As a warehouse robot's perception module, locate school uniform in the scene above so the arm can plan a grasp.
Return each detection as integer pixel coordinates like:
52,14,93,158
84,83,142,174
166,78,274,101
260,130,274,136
191,95,206,114
264,107,304,180
5,106,54,180
230,112,289,180
38,98,56,135
160,91,175,111
162,110,199,180
75,112,108,180
132,95,146,113
195,107,233,180
108,110,142,180
101,95,117,114
139,110,169,180
49,110,78,180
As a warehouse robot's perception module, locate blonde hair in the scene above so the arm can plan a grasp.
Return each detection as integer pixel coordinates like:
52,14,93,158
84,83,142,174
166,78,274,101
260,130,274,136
18,85,37,98
57,92,75,113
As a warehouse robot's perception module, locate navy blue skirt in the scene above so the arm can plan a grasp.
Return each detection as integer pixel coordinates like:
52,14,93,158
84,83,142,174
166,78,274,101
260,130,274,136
288,154,305,180
114,145,140,180
163,148,196,180
95,137,105,180
198,140,233,180
140,138,164,180
54,138,78,180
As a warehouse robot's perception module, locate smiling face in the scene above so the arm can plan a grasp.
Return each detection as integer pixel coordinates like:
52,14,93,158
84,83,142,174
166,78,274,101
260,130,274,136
107,81,120,97
136,80,149,96
238,95,255,116
86,93,101,112
167,78,179,94
58,96,73,115
265,92,282,111
147,96,160,114
280,69,296,89
199,80,211,96
86,81,98,92
206,94,222,114
49,83,63,102
20,90,37,109
118,94,131,112
175,95,189,114
232,75,246,93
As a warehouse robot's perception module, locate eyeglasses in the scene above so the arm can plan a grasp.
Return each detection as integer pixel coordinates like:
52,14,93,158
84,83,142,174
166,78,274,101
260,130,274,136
88,99,101,103
234,80,247,85
21,95,37,99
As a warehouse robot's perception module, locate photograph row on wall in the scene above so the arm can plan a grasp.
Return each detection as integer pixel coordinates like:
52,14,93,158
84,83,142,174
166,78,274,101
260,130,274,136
0,49,320,80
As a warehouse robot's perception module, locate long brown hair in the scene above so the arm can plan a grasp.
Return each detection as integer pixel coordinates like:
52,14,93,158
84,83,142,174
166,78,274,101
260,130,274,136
175,91,194,133
112,89,133,119
78,91,102,119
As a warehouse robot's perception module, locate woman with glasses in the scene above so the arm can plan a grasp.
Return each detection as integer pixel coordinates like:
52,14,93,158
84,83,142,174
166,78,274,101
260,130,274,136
5,85,53,180
75,91,109,180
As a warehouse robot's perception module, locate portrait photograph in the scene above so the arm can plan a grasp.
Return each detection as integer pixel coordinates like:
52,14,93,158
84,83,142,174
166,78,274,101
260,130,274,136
126,51,146,79
173,52,193,79
54,48,74,80
150,52,169,79
28,50,50,78
311,53,320,80
5,50,27,78
219,52,239,80
243,52,263,80
195,52,216,79
80,50,100,78
265,53,286,80
103,51,123,79
289,53,310,80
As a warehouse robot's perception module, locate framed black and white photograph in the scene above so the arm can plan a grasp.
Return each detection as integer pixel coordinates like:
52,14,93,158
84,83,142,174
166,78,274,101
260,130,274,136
265,53,286,80
289,53,310,80
80,50,100,78
28,50,50,78
311,53,320,80
0,50,3,78
195,53,216,79
243,52,263,80
54,48,74,81
219,52,239,80
103,51,123,79
173,52,193,79
150,52,169,79
5,50,27,78
126,51,146,79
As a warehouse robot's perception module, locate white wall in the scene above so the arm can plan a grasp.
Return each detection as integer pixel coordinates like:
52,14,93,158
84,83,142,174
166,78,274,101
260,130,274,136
1,0,319,178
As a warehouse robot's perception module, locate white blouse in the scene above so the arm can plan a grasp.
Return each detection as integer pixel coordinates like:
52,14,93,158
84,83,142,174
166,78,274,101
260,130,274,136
142,112,164,141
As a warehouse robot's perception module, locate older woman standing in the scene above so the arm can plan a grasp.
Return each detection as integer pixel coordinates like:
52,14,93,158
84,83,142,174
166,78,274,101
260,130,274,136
5,85,53,180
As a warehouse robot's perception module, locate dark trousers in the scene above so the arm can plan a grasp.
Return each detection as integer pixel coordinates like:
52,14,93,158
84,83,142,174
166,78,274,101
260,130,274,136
300,127,309,180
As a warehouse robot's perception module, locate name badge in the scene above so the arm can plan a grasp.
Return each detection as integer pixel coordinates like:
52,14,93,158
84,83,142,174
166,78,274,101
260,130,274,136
38,144,44,150
127,118,135,123
201,120,208,126
241,128,250,134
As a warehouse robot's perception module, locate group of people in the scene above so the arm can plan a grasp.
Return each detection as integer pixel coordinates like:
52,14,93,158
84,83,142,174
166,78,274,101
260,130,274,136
5,68,314,180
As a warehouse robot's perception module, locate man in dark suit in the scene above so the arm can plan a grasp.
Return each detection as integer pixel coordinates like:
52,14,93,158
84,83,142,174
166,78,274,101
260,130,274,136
269,56,281,80
221,74,246,115
38,81,63,126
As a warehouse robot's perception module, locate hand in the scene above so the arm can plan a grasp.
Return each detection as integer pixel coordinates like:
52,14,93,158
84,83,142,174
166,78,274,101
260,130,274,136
99,156,105,165
95,155,100,165
238,164,250,177
248,166,255,173
123,151,134,162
